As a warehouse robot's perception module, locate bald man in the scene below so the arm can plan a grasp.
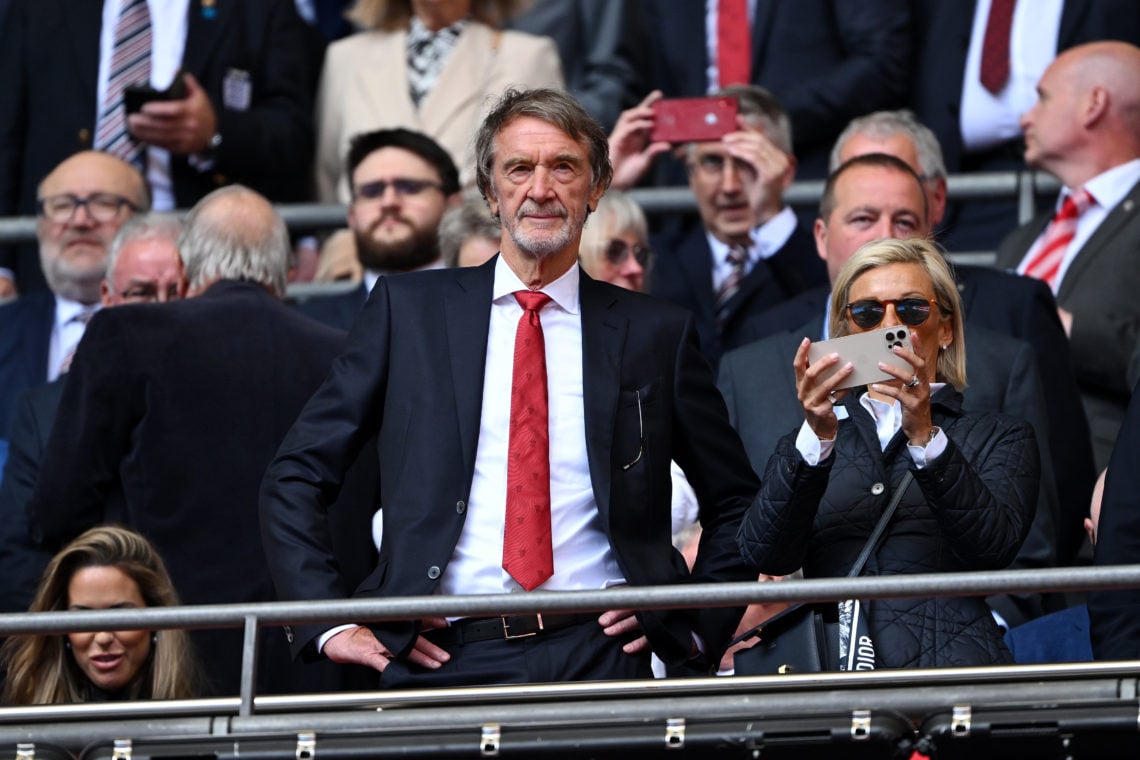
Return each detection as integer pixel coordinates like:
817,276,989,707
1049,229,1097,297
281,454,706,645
996,41,1140,470
0,151,148,439
27,186,375,697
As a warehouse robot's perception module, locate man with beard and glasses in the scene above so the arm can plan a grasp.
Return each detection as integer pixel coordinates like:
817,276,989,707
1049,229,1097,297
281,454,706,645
298,128,461,331
260,88,759,688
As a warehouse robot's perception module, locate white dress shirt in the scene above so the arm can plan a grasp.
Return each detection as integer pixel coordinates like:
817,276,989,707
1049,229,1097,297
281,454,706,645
98,0,190,211
49,298,101,382
959,0,1062,152
1017,159,1140,293
445,258,624,597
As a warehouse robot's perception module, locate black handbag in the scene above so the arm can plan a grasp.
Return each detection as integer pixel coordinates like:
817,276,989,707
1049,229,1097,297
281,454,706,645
732,471,914,675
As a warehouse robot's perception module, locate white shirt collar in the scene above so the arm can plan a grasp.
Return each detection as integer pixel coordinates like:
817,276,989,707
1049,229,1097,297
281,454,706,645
1068,158,1140,213
492,255,580,316
54,295,99,331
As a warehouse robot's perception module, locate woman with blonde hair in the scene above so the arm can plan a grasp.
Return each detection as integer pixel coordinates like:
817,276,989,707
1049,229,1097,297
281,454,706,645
315,0,563,200
578,190,652,293
2,526,198,704
739,237,1039,669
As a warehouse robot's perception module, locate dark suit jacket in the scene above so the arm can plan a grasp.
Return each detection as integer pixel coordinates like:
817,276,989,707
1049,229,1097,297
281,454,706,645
642,0,911,178
0,0,318,292
1089,379,1140,660
295,284,368,332
996,179,1140,471
718,316,1060,626
0,380,60,613
912,0,1140,175
260,259,761,672
738,266,1095,563
0,290,54,438
650,222,826,368
27,281,377,696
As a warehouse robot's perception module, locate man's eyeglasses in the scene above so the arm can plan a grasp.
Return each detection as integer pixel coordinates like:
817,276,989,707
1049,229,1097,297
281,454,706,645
604,240,651,268
846,298,944,329
37,193,138,224
354,178,442,201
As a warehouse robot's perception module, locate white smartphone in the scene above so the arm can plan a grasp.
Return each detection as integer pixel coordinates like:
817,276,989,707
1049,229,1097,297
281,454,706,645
807,325,912,390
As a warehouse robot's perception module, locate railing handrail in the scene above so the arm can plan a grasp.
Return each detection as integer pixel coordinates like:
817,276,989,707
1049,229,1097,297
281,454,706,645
0,169,1062,244
3,564,1136,636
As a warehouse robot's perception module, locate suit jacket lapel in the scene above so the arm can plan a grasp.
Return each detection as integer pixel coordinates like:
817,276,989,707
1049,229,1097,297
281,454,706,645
1058,180,1140,300
579,272,626,524
420,23,496,134
445,260,495,481
678,232,718,321
360,32,418,131
183,0,234,76
749,0,778,76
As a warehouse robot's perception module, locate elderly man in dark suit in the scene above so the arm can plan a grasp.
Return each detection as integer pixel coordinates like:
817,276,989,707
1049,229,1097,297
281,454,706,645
260,88,760,687
0,151,148,441
0,0,318,296
996,41,1140,471
719,153,1061,628
649,85,827,369
28,186,375,697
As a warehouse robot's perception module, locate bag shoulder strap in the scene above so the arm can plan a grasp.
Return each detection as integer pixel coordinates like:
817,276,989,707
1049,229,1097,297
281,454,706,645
846,469,913,578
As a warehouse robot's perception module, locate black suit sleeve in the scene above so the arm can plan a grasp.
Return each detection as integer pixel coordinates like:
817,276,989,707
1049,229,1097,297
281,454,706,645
26,313,137,550
1089,381,1140,660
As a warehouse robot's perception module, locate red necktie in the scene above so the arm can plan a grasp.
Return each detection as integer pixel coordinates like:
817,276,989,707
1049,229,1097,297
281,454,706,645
1022,188,1094,288
979,0,1016,95
717,0,751,87
503,291,554,591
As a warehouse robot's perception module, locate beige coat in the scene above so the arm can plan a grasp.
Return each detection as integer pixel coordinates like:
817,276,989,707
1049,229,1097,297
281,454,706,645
315,22,564,201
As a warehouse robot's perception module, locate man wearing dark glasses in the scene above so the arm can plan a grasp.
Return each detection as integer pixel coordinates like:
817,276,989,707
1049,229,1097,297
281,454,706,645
298,128,462,331
720,153,1063,629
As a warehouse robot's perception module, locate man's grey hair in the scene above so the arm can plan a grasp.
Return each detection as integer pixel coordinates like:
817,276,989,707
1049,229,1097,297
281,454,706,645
177,185,292,297
716,84,793,154
830,109,947,180
104,213,184,285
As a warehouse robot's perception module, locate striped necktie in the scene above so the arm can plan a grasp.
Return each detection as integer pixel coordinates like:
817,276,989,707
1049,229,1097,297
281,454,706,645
715,244,747,322
1022,188,1094,288
95,0,152,169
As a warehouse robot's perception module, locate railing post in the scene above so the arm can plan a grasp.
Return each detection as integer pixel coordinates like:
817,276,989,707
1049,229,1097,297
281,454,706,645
239,614,259,717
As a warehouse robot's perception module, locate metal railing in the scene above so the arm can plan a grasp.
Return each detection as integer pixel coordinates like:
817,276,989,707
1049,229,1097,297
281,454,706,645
0,170,1062,245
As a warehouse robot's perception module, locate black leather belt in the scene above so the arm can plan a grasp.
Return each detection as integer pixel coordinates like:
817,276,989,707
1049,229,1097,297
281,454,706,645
426,613,597,646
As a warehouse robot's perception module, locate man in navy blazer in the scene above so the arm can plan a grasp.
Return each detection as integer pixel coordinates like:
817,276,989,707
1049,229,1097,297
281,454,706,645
298,128,462,331
260,89,760,686
0,151,148,441
0,0,318,295
650,85,827,369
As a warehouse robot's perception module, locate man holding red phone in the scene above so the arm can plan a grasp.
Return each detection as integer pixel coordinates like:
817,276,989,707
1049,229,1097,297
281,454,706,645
645,85,827,368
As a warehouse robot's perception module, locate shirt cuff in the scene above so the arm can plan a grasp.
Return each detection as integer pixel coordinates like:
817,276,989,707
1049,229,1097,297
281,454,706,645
795,420,834,465
316,623,360,654
906,427,947,468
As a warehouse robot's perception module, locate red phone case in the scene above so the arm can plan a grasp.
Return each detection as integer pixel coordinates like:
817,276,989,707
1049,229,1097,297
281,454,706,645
651,96,738,143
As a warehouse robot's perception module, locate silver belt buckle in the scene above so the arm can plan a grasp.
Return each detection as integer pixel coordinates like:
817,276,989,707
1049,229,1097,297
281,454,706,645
502,613,543,640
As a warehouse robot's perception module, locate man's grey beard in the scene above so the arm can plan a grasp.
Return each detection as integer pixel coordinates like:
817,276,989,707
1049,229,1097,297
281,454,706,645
354,224,441,273
41,254,105,304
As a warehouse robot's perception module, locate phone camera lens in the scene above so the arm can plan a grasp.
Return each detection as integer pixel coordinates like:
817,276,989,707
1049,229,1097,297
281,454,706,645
886,331,896,341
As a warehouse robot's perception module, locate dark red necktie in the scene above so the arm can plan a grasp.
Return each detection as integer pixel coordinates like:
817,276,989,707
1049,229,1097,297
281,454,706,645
979,0,1016,94
503,291,554,591
717,0,751,87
